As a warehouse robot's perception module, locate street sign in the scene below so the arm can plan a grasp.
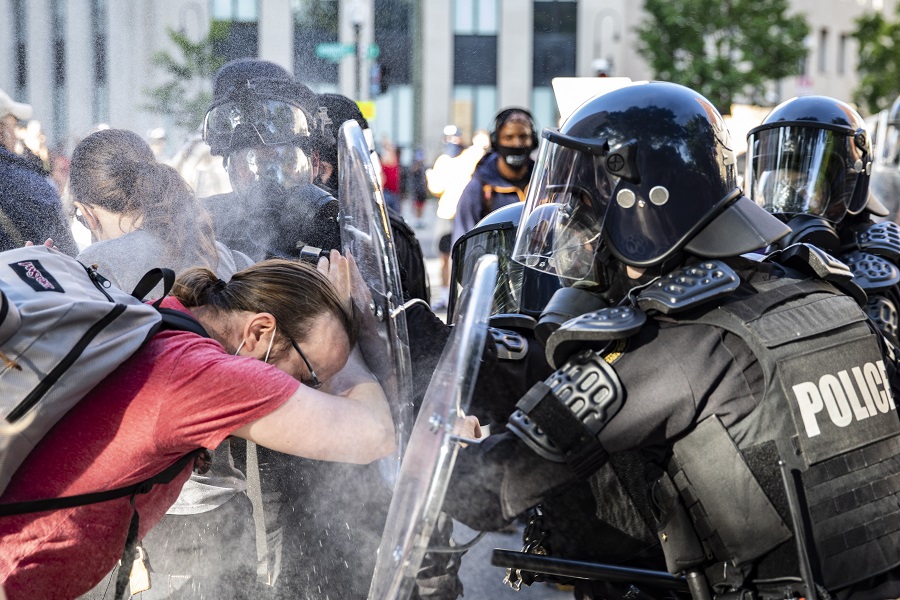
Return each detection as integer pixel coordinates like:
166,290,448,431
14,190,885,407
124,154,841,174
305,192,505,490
367,44,380,59
357,100,376,122
316,42,356,62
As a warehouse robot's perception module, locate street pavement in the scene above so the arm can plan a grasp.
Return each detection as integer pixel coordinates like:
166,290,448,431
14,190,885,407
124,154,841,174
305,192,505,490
453,522,576,599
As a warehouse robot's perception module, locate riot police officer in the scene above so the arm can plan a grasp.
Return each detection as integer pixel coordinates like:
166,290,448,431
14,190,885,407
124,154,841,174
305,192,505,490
746,95,900,347
444,82,900,600
201,58,340,260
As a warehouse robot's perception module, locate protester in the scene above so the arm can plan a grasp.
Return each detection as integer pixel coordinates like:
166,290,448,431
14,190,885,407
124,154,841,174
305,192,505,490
443,82,900,599
0,87,77,255
71,128,252,298
64,127,264,598
407,147,430,228
426,127,490,310
0,256,396,600
451,108,537,245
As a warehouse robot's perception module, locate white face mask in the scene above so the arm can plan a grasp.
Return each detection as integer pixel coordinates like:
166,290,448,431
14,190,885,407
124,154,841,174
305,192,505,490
235,323,277,363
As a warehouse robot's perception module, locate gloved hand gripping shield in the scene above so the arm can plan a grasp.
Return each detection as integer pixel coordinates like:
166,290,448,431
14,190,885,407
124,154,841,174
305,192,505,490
337,119,413,481
367,255,498,600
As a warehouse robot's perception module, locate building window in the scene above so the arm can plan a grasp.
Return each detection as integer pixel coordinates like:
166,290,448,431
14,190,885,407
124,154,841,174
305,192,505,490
838,33,847,75
212,0,258,21
51,0,67,145
818,28,828,74
90,0,108,124
211,0,259,61
12,0,27,100
453,0,498,86
452,0,498,135
292,0,338,86
454,0,497,34
533,0,577,87
373,0,412,95
453,84,497,141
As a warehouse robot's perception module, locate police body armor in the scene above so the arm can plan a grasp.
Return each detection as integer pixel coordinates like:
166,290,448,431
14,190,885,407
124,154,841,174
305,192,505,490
510,253,900,595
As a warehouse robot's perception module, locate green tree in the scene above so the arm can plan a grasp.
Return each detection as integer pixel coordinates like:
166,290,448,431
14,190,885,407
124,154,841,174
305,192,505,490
144,23,230,131
852,6,900,115
636,0,810,114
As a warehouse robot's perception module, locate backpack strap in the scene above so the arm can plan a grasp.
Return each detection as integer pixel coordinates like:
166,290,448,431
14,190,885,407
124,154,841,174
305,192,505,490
0,449,205,599
157,307,210,338
130,267,176,304
0,449,203,516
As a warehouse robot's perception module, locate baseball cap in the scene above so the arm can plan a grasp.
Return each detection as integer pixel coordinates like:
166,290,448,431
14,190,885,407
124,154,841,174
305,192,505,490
0,88,32,120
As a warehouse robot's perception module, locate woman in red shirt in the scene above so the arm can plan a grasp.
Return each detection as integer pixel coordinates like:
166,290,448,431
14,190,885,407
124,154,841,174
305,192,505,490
0,255,394,600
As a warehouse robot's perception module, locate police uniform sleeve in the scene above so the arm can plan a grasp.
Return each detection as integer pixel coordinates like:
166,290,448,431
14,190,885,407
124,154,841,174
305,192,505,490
444,432,581,531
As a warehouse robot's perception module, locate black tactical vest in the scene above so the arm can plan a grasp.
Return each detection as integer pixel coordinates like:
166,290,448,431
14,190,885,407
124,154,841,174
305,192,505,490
668,272,900,591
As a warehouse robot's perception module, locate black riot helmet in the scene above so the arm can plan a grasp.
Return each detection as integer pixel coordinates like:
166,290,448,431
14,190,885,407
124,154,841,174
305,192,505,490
746,96,873,226
448,202,561,322
203,60,319,194
512,81,789,288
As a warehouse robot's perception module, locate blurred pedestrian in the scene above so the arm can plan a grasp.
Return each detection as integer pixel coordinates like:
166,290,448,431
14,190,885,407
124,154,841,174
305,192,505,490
407,147,429,228
379,137,402,213
426,127,489,310
451,108,537,244
0,87,77,255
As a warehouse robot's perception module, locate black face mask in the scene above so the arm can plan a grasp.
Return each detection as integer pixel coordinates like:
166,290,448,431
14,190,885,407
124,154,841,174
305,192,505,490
495,145,532,169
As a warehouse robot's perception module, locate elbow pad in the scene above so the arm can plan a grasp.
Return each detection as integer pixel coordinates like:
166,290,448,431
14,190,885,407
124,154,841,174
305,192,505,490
507,349,623,479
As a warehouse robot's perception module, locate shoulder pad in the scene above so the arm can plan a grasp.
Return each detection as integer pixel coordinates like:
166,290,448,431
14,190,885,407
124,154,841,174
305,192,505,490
841,250,900,293
636,260,740,314
507,349,622,477
489,327,528,361
852,221,900,261
544,306,646,369
489,313,537,333
865,295,900,345
768,243,867,305
765,243,854,283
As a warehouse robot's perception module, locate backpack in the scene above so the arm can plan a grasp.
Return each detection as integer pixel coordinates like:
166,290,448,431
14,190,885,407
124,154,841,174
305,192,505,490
0,245,206,495
0,246,211,597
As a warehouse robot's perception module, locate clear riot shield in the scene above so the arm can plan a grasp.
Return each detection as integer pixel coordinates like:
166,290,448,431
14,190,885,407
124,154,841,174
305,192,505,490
368,254,499,600
338,119,414,478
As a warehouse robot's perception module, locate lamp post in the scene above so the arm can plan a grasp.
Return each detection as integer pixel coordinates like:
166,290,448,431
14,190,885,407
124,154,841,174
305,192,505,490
349,0,367,100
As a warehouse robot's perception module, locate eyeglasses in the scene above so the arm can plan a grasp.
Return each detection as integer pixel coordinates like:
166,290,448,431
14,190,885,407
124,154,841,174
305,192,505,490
289,337,322,389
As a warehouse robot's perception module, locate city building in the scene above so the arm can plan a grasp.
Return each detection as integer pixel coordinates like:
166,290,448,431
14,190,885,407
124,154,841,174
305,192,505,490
0,0,895,162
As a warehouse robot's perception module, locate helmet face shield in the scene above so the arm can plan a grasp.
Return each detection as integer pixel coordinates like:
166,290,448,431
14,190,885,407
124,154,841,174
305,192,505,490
512,138,610,282
747,126,864,222
204,99,312,156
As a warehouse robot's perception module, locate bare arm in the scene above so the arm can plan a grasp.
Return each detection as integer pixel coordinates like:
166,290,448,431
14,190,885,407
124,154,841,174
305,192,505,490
232,347,395,464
